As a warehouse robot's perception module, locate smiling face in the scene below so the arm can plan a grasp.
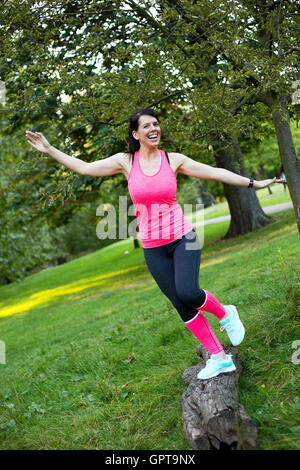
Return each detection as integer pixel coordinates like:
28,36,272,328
132,114,161,150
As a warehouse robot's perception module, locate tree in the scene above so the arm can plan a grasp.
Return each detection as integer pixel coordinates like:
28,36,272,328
125,0,300,233
215,0,300,232
1,0,299,241
213,136,271,236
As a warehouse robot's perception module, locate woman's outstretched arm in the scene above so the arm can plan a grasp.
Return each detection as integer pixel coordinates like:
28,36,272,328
174,152,284,189
26,131,124,177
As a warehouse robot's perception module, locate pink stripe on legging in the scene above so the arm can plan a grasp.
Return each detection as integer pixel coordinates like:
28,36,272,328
185,311,223,354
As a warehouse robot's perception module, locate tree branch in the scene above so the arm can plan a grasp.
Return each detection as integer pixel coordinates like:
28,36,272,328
147,89,183,108
124,0,164,32
125,0,192,58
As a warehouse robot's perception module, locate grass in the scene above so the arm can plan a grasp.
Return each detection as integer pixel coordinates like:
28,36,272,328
0,208,299,450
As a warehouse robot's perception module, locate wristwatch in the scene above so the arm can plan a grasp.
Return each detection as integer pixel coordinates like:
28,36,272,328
248,177,254,188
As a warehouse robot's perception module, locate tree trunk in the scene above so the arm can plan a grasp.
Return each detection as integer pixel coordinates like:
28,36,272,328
214,138,271,238
271,104,300,234
255,91,300,235
132,231,140,249
182,344,258,450
259,165,272,194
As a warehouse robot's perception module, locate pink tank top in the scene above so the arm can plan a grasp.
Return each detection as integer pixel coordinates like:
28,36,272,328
127,149,194,248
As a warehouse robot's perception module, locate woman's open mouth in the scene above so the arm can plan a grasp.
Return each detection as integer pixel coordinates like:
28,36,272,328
148,134,159,140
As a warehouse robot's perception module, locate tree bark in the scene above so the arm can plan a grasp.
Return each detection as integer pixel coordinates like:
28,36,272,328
182,344,258,450
133,237,140,249
258,165,272,194
271,104,300,234
132,231,140,249
213,137,271,238
255,91,300,235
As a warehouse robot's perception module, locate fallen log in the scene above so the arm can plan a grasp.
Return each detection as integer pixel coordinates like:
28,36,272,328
182,344,258,450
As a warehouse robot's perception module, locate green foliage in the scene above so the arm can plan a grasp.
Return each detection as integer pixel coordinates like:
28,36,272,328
2,0,298,164
176,176,201,206
241,120,300,177
0,200,62,284
1,0,299,283
51,201,114,257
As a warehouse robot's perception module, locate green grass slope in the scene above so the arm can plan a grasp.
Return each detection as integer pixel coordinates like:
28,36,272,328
0,210,299,450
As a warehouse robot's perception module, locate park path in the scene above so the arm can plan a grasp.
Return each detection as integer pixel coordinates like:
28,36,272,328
193,201,293,227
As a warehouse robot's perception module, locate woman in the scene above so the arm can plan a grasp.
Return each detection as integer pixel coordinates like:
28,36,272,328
25,108,283,380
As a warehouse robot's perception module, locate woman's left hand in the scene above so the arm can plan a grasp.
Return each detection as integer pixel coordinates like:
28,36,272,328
255,177,285,189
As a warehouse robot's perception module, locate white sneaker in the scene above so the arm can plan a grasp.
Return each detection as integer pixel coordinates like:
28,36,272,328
220,305,245,346
197,354,236,380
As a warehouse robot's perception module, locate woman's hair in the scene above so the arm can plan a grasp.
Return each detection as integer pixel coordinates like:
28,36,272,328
128,108,160,155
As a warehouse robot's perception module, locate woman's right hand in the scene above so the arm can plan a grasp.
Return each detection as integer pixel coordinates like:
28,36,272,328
26,131,51,154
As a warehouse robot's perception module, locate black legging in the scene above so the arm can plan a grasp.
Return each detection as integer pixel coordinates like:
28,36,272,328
143,229,206,323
